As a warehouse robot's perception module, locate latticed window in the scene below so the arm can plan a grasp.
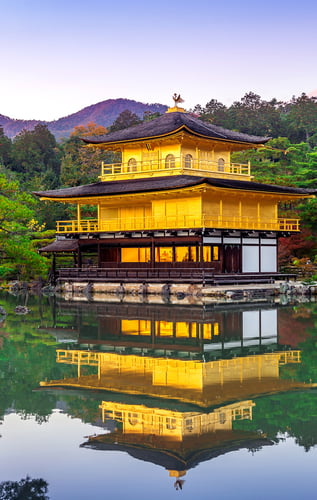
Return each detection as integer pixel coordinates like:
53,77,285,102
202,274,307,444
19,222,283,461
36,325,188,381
165,154,175,169
128,158,137,171
218,158,225,172
184,153,193,168
128,412,139,425
219,412,226,424
166,417,177,430
185,418,193,431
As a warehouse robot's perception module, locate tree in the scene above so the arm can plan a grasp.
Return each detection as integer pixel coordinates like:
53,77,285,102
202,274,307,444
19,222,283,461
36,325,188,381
278,228,317,269
227,92,283,137
109,110,141,132
0,174,49,280
192,99,229,126
284,93,317,144
70,121,108,138
0,127,12,167
143,110,162,122
0,477,49,500
10,124,61,189
60,122,119,186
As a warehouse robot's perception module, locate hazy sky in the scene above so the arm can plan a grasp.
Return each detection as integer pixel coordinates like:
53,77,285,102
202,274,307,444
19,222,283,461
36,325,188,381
2,0,317,121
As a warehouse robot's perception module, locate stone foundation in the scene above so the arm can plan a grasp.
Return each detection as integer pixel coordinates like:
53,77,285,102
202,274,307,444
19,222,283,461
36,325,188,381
56,279,317,304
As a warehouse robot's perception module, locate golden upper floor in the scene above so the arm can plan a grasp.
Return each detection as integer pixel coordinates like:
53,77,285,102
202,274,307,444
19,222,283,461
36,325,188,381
82,110,269,182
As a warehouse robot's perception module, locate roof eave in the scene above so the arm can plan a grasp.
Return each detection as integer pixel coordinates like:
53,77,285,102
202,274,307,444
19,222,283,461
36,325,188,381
82,125,270,148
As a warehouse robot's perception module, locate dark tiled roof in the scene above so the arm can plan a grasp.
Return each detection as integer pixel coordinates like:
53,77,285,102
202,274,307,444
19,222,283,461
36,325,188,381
39,239,78,252
81,436,274,471
34,175,312,199
82,111,270,145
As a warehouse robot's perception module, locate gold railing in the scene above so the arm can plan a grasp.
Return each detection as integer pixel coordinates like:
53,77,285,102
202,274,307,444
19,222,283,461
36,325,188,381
100,156,251,180
278,350,301,365
56,215,300,233
57,350,100,366
57,219,99,232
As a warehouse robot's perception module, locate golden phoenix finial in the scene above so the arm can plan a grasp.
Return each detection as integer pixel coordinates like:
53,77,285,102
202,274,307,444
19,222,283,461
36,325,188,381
172,93,185,107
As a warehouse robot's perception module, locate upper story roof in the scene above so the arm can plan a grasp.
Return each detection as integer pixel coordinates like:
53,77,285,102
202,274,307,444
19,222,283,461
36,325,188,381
82,111,271,147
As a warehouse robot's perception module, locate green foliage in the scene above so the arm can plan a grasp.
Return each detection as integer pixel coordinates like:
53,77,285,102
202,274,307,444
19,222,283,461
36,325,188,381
0,174,49,280
0,127,12,167
234,391,317,451
60,122,120,186
192,91,317,141
109,109,141,132
10,124,61,190
284,93,317,144
0,293,101,426
142,110,162,122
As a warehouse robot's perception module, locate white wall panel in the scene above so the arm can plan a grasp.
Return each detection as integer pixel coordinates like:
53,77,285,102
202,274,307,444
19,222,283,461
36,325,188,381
242,246,259,272
260,246,277,272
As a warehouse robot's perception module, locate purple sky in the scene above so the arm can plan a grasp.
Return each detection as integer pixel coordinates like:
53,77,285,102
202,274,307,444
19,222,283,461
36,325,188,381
2,0,317,120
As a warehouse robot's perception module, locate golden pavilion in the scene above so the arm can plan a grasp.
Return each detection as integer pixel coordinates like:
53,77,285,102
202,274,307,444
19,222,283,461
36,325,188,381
35,99,313,284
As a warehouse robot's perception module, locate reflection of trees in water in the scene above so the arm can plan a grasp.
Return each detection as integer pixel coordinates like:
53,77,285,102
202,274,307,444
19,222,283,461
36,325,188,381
236,303,317,451
234,392,317,452
0,476,49,499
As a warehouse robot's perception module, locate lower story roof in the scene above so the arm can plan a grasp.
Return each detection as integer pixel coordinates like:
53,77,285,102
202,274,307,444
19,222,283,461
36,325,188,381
39,239,78,253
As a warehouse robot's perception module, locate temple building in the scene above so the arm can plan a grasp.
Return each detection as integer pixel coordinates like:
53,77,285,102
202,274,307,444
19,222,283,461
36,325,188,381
35,100,313,284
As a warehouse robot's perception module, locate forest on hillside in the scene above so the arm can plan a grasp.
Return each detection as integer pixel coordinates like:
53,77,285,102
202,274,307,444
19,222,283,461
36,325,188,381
0,91,317,280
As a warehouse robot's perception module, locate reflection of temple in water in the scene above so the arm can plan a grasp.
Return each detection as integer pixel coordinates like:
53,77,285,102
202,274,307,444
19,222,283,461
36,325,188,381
40,301,311,479
49,301,300,358
42,348,302,407
81,399,273,478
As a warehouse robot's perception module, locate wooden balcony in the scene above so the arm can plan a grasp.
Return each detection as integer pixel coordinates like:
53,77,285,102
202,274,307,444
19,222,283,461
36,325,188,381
99,156,251,181
56,215,300,234
56,267,288,285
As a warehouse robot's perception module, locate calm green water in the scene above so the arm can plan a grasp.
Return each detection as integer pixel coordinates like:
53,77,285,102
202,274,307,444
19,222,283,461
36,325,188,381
1,293,317,499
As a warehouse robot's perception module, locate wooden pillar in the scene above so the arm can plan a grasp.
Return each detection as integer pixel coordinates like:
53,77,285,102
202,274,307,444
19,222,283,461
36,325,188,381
199,242,203,264
151,238,155,269
78,247,82,268
77,356,81,378
98,243,101,268
257,202,260,228
151,320,156,347
77,203,81,231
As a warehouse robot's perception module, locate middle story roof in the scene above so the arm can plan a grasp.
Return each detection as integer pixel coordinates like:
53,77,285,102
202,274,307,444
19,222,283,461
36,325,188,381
34,175,313,201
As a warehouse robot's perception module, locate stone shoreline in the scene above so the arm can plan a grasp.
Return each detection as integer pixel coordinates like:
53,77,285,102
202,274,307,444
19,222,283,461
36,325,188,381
55,279,317,304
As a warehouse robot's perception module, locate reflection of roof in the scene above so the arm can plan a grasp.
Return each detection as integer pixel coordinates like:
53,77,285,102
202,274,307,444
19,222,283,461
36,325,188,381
40,372,309,408
34,175,312,200
57,300,279,323
39,239,78,253
81,111,270,146
81,433,274,472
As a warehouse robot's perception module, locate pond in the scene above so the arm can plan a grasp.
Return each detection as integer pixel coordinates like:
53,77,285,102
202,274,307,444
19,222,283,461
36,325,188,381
1,292,317,499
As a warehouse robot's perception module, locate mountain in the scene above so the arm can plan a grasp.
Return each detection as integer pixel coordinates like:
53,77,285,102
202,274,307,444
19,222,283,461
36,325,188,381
0,98,168,140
